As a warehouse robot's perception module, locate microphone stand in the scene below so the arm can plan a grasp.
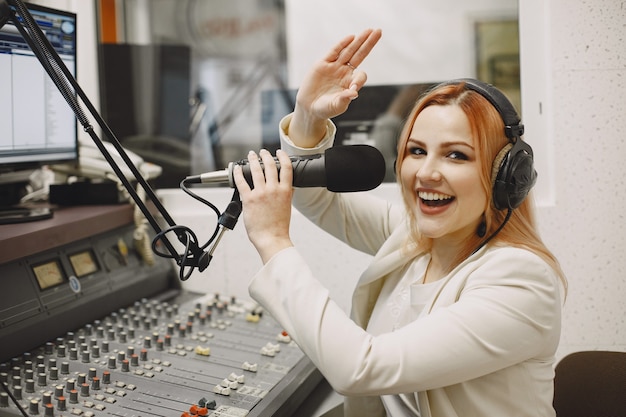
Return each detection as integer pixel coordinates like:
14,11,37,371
1,0,212,278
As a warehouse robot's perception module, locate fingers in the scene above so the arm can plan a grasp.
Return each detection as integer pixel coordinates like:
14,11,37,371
328,28,382,68
232,149,292,193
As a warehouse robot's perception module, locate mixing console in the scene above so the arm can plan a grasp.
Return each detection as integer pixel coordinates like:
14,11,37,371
0,207,321,417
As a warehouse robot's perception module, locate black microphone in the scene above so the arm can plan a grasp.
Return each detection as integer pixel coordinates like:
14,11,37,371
185,145,386,192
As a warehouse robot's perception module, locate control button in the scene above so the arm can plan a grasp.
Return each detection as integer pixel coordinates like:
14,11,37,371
28,399,39,415
25,379,35,393
13,385,22,400
58,396,67,411
66,379,76,392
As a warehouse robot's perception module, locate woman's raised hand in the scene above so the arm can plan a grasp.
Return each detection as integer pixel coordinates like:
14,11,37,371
289,29,382,147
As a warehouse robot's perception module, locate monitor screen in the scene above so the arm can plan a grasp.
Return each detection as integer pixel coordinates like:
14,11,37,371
0,2,77,222
0,2,78,170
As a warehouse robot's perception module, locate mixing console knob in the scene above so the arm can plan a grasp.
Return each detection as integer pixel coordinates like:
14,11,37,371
187,322,194,333
57,344,66,358
80,382,90,397
60,362,70,375
128,328,135,338
37,364,46,375
156,339,164,351
0,392,9,407
130,354,139,367
107,329,115,340
77,373,86,385
188,312,195,322
42,391,52,405
96,327,104,338
118,352,126,362
127,346,135,357
164,335,172,347
48,358,57,369
45,342,54,355
36,355,45,366
67,340,76,350
44,403,54,417
140,349,148,361
102,371,111,385
81,351,90,363
91,346,100,358
11,366,20,377
23,361,33,372
37,372,47,387
107,357,116,369
54,385,64,398
66,379,75,391
101,341,109,353
151,332,159,343
11,375,21,387
49,367,59,380
57,396,67,411
84,324,93,336
69,389,78,404
143,337,151,349
121,359,129,372
69,348,78,361
167,324,174,335
0,373,7,384
178,326,186,337
151,316,159,327
13,385,22,400
88,368,97,380
119,332,127,343
28,399,39,414
91,377,100,391
24,369,34,381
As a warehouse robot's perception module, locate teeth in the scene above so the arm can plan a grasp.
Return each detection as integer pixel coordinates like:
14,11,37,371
418,191,453,201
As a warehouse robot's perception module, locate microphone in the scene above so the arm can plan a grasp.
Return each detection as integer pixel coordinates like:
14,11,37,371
185,145,386,192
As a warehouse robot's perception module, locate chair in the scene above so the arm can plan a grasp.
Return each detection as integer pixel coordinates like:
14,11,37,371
553,350,626,417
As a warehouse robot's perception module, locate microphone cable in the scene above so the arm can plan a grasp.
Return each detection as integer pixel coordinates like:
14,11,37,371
150,179,242,281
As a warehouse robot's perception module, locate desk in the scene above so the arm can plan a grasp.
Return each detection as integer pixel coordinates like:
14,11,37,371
0,204,134,264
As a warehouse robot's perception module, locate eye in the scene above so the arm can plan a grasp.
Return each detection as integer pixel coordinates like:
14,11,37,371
448,150,469,161
407,145,426,156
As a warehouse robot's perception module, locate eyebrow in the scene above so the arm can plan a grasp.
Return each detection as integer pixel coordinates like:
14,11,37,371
407,137,475,150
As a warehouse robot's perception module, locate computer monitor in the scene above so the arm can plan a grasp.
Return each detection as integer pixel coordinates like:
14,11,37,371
0,2,78,223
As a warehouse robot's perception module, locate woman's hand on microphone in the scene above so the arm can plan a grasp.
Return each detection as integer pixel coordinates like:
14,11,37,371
233,149,294,264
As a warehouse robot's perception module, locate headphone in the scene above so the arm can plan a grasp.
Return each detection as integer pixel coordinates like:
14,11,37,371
441,78,537,211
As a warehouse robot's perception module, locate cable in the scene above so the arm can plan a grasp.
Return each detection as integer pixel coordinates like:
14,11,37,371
472,208,513,255
150,181,242,281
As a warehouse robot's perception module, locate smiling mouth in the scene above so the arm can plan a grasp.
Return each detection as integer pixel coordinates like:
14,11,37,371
418,191,455,207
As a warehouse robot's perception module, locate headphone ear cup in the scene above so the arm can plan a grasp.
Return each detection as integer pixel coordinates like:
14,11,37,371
492,141,537,210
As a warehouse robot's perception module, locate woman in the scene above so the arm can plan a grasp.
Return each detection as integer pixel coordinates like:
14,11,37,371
233,29,566,417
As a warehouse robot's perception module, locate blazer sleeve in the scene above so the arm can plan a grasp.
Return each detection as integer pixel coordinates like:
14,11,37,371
248,246,562,396
278,114,405,255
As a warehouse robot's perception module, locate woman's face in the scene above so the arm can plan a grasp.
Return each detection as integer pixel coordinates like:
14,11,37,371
400,104,487,245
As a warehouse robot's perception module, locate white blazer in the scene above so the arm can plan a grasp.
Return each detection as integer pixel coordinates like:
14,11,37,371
247,115,562,417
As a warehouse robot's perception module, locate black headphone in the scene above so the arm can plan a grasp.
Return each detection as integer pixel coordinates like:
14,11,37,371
441,78,537,211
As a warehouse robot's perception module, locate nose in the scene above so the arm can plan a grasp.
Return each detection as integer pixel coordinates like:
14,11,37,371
416,156,442,183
